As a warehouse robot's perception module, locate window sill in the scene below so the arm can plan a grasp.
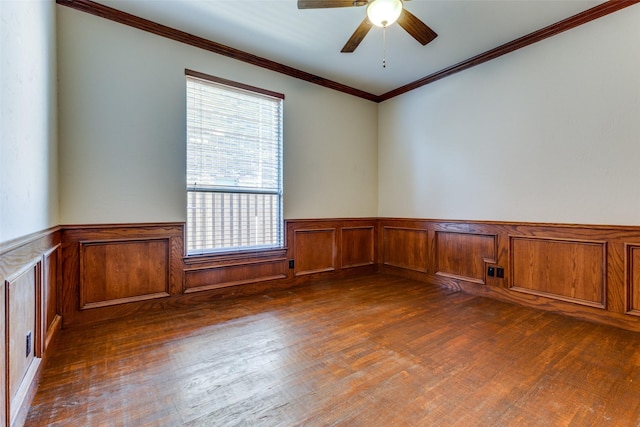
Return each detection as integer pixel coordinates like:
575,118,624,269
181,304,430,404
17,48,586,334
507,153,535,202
184,247,288,266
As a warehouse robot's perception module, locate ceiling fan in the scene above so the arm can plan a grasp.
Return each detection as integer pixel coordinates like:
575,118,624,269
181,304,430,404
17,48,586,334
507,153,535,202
298,0,438,53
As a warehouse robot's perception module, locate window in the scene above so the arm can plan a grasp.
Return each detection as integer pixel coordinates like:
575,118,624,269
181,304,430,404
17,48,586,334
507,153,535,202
185,70,284,255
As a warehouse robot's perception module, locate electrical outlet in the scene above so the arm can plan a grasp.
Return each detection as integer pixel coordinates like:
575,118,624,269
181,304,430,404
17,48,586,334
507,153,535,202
496,267,504,278
487,266,495,277
288,260,294,269
26,331,32,357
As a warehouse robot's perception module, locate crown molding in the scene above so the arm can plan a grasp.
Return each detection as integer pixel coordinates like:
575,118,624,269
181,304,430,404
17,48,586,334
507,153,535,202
56,0,379,102
57,0,639,103
378,0,640,101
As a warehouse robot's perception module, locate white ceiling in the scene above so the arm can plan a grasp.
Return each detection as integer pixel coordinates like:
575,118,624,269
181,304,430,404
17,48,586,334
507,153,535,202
92,0,607,95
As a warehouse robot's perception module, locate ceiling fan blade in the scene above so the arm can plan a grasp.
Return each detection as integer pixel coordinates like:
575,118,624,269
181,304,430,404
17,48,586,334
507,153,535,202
298,0,367,9
341,18,373,53
397,9,437,45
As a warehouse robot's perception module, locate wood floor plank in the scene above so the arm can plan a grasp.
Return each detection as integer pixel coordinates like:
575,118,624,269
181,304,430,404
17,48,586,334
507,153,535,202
26,274,640,426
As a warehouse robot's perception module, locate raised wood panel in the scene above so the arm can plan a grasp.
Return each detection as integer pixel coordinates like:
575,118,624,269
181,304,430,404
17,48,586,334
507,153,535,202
382,227,428,272
625,244,640,316
341,227,375,269
42,245,61,353
6,260,42,425
0,227,61,427
435,232,496,284
184,259,287,293
510,237,606,308
79,238,170,309
294,228,337,276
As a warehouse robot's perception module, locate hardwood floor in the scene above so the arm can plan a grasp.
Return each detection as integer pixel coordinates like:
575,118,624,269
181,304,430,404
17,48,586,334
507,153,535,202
26,274,640,426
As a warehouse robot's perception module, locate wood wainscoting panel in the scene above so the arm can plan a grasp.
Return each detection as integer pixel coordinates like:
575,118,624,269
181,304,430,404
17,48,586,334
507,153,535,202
79,238,170,309
341,226,375,269
0,226,61,426
184,258,287,293
510,236,606,308
625,244,640,316
42,245,62,353
6,260,42,425
0,277,5,427
435,232,496,284
293,228,337,276
382,227,428,272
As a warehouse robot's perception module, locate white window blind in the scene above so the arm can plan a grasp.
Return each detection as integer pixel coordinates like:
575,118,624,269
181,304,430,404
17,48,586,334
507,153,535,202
186,71,284,255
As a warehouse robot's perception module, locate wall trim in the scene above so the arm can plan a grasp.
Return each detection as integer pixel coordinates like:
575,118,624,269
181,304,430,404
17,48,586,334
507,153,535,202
0,226,61,257
625,243,640,316
379,217,640,232
377,0,640,100
55,0,639,102
55,0,378,102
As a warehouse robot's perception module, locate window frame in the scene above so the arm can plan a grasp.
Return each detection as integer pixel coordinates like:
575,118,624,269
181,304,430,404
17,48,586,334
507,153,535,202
184,69,285,257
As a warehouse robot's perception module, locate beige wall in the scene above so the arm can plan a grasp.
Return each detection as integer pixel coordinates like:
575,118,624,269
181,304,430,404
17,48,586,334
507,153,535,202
10,3,638,237
0,0,58,244
57,7,378,225
378,6,640,225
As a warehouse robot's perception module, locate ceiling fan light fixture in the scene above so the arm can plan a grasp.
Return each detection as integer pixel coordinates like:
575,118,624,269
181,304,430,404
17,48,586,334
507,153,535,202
366,0,403,27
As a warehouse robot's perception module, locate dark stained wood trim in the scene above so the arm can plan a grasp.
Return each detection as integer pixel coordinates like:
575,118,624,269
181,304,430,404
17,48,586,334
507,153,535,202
184,248,288,266
0,226,61,257
186,69,285,100
378,0,640,101
625,243,640,316
55,0,638,103
61,222,184,231
379,216,640,232
55,0,379,102
183,257,288,294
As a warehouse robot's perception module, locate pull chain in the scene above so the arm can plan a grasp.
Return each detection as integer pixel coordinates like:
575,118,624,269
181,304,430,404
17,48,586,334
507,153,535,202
382,26,387,68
